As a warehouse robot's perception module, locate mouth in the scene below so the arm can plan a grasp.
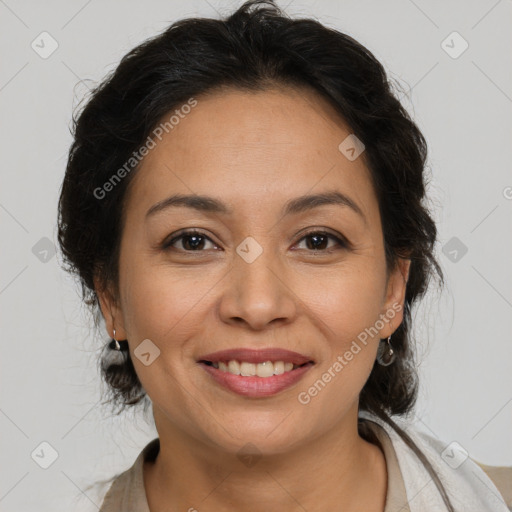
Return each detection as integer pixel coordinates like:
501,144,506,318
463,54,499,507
199,359,311,376
197,348,315,397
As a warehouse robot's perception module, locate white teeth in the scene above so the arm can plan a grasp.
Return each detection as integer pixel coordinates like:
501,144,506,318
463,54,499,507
228,360,241,375
240,362,256,376
213,360,303,377
273,361,284,375
256,361,274,378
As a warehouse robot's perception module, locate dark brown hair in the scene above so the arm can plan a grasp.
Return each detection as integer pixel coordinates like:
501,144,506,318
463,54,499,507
57,1,451,508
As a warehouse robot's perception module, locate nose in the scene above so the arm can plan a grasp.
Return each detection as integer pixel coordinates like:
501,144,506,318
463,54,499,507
218,243,297,331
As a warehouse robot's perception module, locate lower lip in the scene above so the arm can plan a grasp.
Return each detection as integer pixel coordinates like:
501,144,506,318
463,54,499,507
199,362,314,398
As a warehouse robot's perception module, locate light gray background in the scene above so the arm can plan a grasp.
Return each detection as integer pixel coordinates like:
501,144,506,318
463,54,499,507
1,0,511,510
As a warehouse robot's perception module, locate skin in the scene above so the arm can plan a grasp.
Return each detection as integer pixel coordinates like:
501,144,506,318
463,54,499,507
95,85,411,512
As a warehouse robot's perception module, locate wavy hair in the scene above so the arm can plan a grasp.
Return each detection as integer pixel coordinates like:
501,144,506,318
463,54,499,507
57,1,450,509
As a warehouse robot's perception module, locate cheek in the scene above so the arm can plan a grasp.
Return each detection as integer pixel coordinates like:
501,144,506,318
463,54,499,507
118,263,215,404
299,264,386,344
294,269,383,418
121,266,215,341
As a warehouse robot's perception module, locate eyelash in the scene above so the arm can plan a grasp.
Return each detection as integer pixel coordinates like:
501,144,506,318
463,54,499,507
162,229,348,253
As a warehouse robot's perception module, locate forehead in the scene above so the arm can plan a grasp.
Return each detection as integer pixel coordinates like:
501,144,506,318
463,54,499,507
124,86,378,223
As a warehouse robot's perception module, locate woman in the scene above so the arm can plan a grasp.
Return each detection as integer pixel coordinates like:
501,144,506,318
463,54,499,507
57,1,511,510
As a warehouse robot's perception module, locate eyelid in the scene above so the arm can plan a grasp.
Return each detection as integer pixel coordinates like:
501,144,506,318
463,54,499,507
162,227,349,252
162,228,219,250
291,228,349,251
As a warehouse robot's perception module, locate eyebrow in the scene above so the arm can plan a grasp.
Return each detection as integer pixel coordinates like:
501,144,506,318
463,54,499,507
145,191,366,224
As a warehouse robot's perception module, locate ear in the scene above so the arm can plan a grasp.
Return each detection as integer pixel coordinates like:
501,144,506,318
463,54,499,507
378,257,411,338
93,275,127,340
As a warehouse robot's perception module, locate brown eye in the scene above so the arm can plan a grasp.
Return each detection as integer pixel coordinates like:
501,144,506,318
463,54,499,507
295,231,346,251
163,230,217,251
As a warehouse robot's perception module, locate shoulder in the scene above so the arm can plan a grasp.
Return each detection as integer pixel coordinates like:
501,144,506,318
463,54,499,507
472,461,512,511
404,425,512,510
99,438,159,512
359,411,512,511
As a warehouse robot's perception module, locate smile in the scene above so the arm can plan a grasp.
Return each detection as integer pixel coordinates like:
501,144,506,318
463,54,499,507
197,348,315,397
203,359,306,377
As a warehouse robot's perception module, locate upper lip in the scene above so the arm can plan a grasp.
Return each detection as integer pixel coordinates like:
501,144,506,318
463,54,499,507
198,348,314,365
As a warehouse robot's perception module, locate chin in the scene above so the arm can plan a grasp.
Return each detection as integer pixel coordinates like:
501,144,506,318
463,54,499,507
198,409,313,457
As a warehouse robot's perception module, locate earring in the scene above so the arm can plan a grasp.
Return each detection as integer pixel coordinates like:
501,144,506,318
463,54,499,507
377,335,396,366
109,328,129,352
103,328,128,370
110,328,121,351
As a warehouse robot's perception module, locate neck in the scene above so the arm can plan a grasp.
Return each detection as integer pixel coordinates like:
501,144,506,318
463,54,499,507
144,404,387,512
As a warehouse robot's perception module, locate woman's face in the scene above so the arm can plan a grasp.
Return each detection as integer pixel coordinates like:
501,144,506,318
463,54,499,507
97,86,410,455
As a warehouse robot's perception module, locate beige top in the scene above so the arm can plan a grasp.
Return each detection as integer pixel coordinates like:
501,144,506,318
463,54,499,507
99,420,512,511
